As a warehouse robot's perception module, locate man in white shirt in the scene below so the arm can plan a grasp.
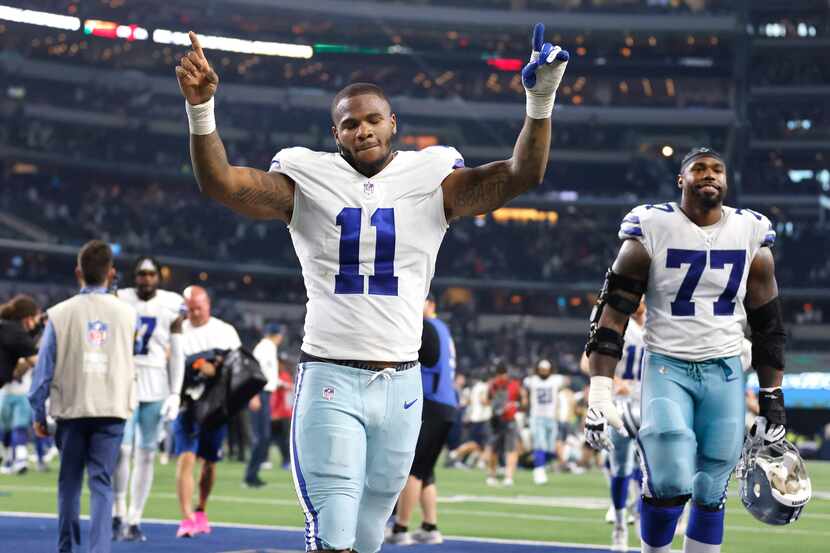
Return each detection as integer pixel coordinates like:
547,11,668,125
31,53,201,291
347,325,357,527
173,286,241,538
244,322,284,487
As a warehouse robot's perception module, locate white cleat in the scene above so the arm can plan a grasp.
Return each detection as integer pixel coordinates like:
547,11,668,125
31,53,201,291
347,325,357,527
412,528,444,544
486,476,500,487
502,478,514,487
532,467,548,485
385,531,415,546
612,523,628,551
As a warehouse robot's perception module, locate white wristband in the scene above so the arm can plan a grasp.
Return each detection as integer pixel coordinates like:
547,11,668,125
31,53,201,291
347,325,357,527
186,97,216,135
589,376,614,404
526,92,555,120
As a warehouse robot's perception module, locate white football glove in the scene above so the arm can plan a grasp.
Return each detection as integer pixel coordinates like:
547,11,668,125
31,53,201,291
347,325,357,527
585,376,626,451
160,394,181,422
521,23,570,119
750,415,786,445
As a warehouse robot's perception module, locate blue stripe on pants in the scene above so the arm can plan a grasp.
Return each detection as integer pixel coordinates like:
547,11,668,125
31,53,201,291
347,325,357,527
289,365,321,550
55,417,124,553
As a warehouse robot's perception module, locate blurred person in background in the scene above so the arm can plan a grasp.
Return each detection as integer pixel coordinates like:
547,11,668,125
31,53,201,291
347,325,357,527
523,358,569,485
173,285,242,538
245,321,283,487
447,369,492,469
270,353,294,470
113,256,186,542
581,302,646,550
388,295,458,545
29,240,138,553
486,363,522,487
0,294,43,474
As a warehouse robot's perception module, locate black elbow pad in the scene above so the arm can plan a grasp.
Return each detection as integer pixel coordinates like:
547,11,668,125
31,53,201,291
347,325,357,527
747,297,786,369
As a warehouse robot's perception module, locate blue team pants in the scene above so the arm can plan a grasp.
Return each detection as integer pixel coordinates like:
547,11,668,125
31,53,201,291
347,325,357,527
55,417,125,553
638,351,745,508
290,361,422,553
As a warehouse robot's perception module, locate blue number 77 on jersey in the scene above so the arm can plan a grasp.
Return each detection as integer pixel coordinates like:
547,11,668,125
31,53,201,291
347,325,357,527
335,207,398,296
666,249,746,317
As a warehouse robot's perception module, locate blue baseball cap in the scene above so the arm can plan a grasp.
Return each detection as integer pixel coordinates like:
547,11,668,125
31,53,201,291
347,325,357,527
263,322,282,336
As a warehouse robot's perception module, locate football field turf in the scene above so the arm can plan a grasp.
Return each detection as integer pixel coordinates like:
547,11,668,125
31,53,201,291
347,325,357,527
1,456,827,552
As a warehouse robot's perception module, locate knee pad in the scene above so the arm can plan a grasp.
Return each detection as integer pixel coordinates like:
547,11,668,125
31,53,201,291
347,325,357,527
643,494,691,508
639,398,696,498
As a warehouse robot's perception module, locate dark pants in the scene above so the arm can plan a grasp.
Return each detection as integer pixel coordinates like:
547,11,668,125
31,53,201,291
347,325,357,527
271,417,290,465
245,390,272,482
55,417,125,553
227,410,252,462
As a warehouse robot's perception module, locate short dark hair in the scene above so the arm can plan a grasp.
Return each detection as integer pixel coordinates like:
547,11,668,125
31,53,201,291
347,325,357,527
78,240,113,286
0,294,39,321
330,82,391,123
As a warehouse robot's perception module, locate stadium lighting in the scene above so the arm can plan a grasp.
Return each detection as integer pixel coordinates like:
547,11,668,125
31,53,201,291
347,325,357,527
0,5,80,31
662,145,674,157
84,19,148,41
153,29,313,59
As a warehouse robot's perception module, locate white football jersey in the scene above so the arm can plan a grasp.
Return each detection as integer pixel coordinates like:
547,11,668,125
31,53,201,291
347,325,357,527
118,288,184,401
619,202,775,361
270,146,463,361
615,321,645,398
253,337,279,392
524,374,565,419
181,317,241,357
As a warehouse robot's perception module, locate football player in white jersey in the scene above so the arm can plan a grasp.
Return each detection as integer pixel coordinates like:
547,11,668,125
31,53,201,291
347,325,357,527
113,256,185,542
584,148,787,553
175,24,568,553
523,359,568,485
582,302,646,550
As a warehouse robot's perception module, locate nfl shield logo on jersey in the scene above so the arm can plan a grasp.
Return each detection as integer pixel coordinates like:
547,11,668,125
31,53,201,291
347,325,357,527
322,386,335,401
86,320,108,347
364,181,375,197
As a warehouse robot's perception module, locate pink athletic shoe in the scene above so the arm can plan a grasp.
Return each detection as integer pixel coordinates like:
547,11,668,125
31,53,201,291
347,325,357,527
176,517,197,538
193,511,211,535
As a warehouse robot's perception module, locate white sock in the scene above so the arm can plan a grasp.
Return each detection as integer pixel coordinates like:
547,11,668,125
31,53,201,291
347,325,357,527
113,445,132,518
14,445,28,463
683,536,721,553
127,449,156,526
614,508,625,526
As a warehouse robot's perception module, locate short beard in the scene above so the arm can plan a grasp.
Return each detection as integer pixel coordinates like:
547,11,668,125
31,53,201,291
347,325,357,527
338,144,391,177
137,286,156,301
698,191,722,211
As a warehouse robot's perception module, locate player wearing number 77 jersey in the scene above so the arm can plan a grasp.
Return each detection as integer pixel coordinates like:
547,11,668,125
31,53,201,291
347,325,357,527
176,23,567,553
584,148,787,553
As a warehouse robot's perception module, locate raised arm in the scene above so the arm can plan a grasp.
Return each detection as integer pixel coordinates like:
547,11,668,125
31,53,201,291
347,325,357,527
442,118,551,220
442,24,568,220
176,32,294,222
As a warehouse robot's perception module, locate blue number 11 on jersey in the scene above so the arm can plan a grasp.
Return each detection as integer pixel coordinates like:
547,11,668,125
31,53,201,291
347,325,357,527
335,207,398,296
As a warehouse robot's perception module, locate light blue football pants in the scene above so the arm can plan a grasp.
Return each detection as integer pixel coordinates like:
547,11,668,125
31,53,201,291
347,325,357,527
638,351,745,508
530,416,558,452
290,361,423,553
609,425,636,478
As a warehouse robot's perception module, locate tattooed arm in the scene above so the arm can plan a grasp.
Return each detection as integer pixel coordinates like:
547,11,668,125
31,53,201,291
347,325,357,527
176,32,293,222
441,117,551,220
190,132,294,222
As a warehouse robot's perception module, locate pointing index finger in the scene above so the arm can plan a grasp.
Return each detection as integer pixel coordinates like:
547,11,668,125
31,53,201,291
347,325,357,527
532,22,544,52
189,31,205,59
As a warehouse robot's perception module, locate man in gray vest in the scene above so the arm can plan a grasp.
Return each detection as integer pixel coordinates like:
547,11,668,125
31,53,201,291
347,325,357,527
29,240,138,553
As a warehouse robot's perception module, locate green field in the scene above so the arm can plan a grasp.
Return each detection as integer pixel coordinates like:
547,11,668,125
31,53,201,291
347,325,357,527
1,456,827,552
